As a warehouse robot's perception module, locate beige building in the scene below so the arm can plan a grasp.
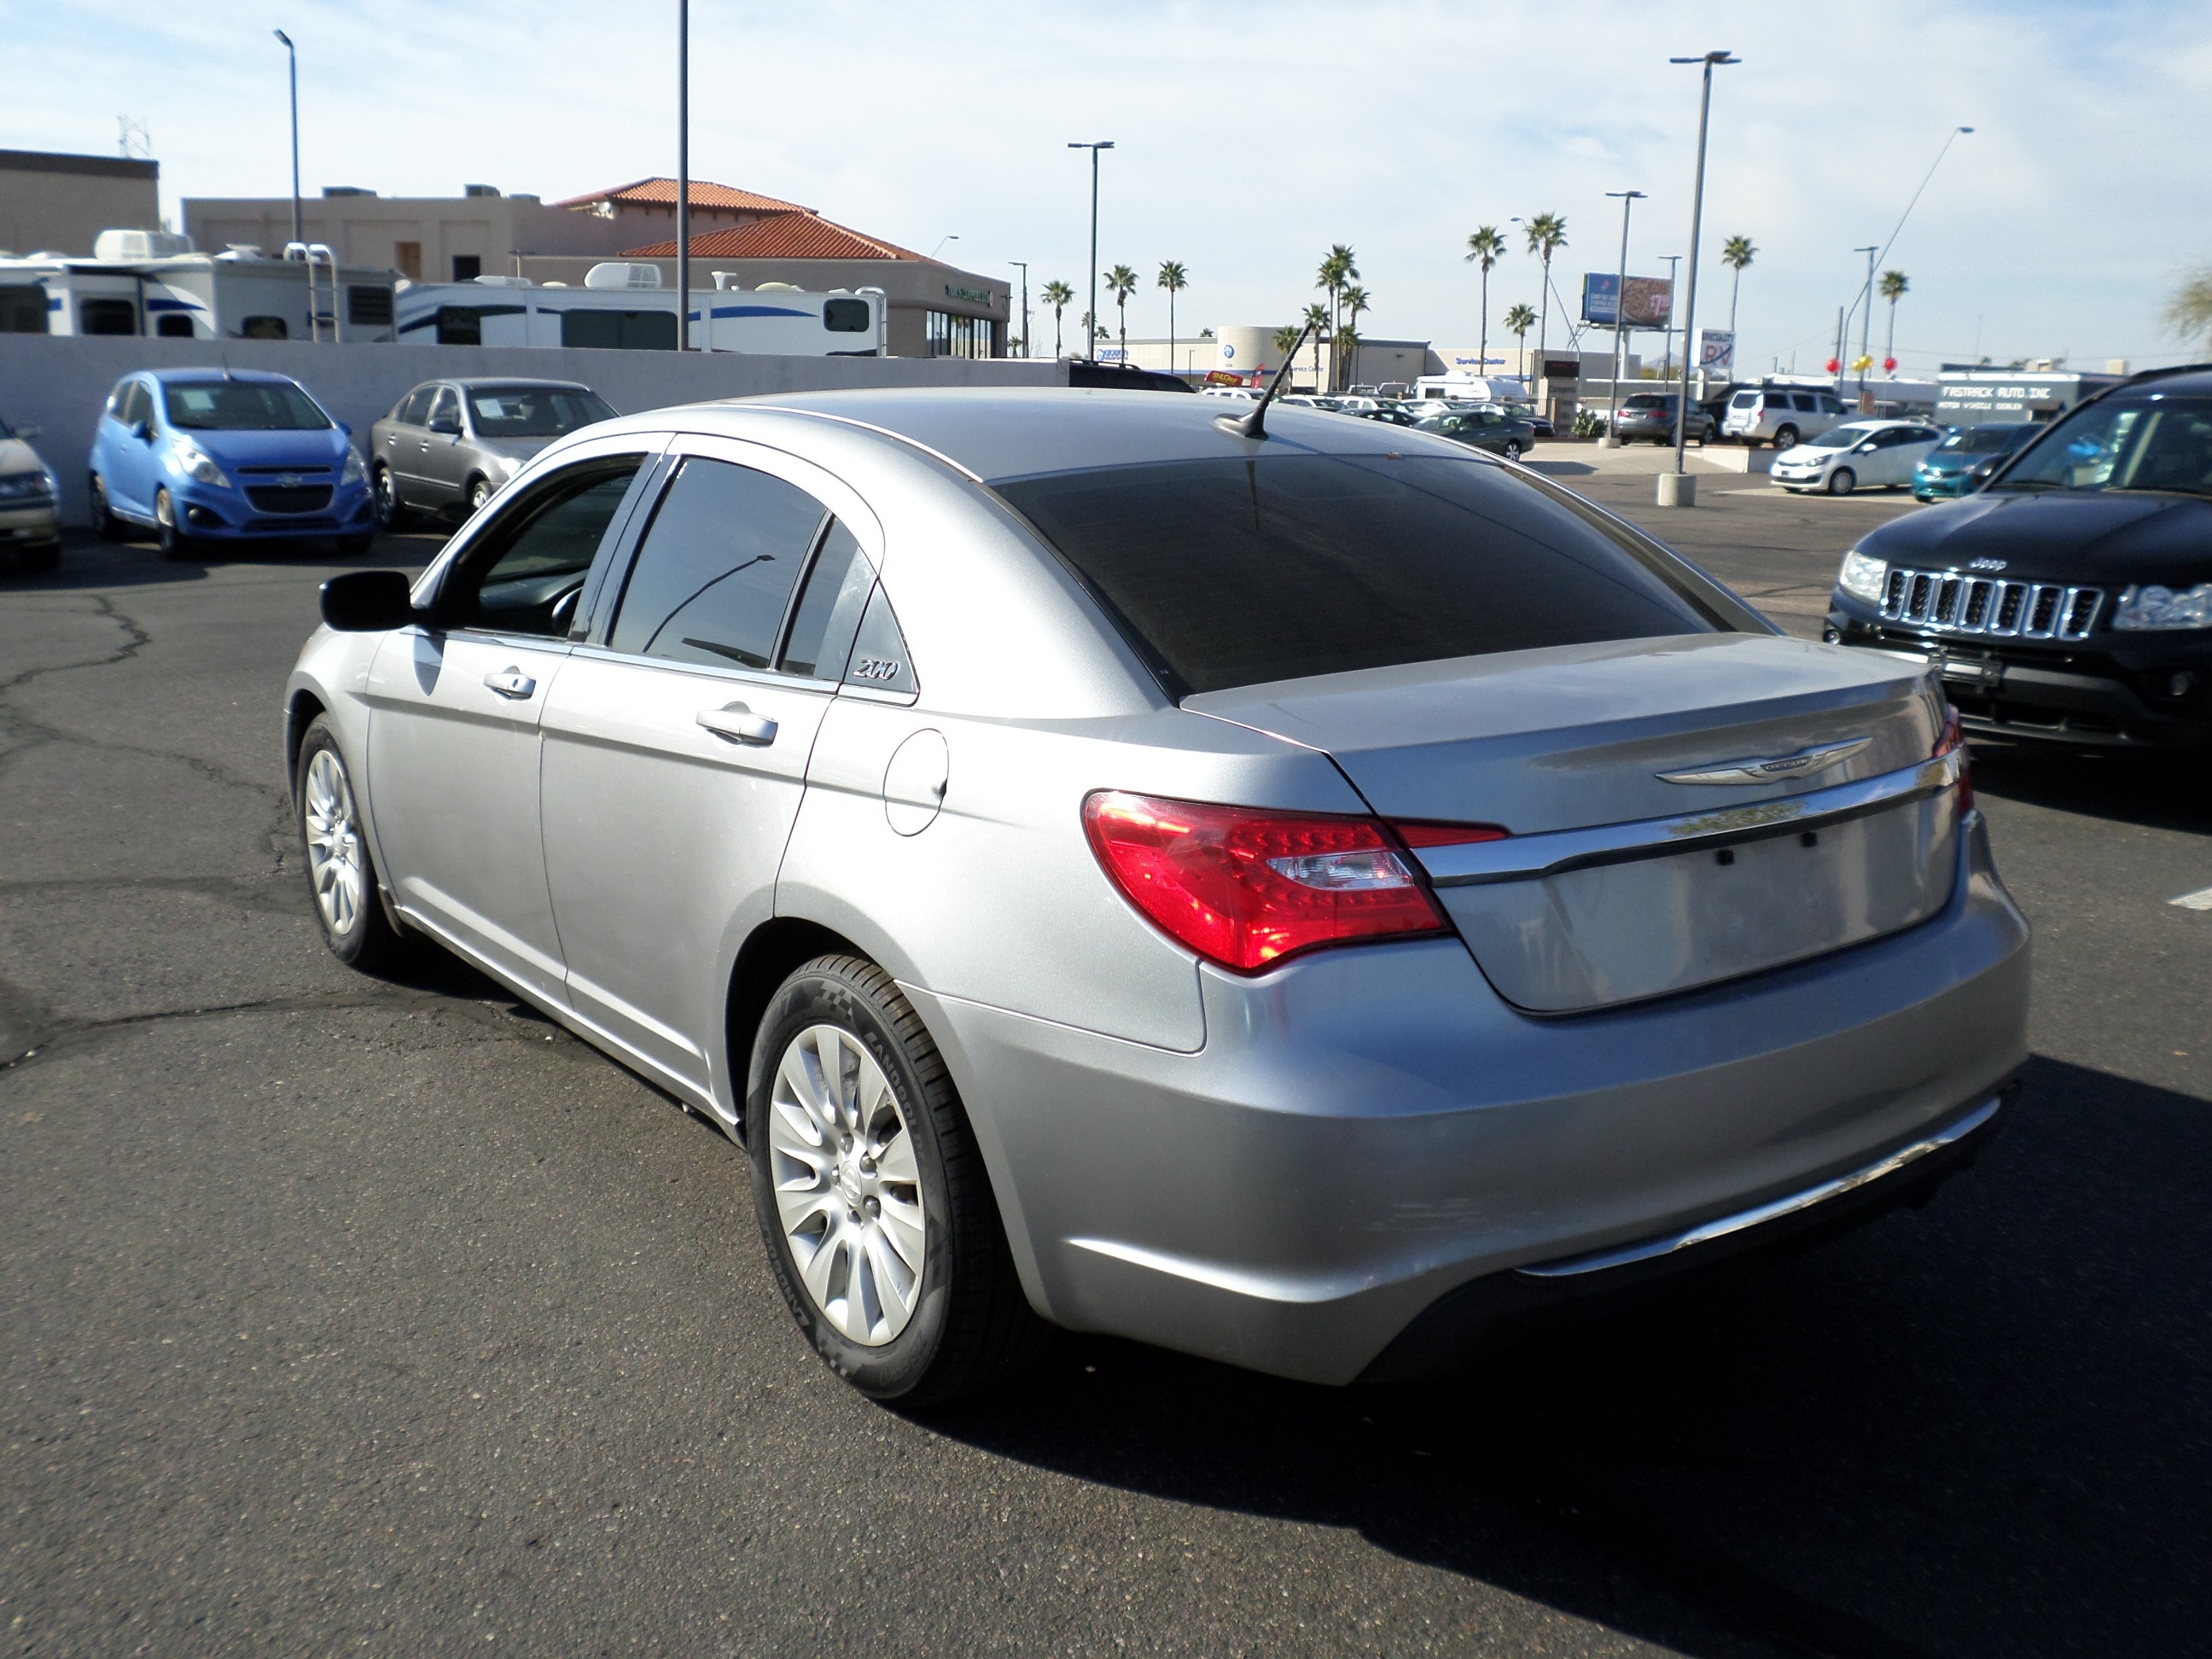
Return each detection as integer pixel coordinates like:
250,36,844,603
0,148,160,257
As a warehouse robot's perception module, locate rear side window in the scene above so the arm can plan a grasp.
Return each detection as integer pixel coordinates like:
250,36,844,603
779,521,875,679
609,457,826,668
996,454,1724,698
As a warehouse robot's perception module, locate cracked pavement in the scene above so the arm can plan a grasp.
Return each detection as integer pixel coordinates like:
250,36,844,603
2,515,2207,1658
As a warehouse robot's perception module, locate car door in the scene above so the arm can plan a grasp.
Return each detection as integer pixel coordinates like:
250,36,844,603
417,386,469,506
363,440,662,1004
381,385,434,503
538,437,879,1110
104,380,158,517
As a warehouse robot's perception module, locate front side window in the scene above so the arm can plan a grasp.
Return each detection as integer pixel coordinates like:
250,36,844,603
995,454,1725,698
427,388,459,431
1993,396,2212,498
608,457,827,669
466,385,618,438
163,380,329,431
447,459,646,636
1811,424,1876,450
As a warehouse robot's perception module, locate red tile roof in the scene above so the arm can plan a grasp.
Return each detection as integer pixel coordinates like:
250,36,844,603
620,213,923,262
550,178,812,214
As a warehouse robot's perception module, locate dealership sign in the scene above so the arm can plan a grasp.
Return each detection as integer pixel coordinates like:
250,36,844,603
1695,328,1734,372
1580,273,1674,329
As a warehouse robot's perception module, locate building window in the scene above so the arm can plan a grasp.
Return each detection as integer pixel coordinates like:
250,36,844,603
925,311,997,359
394,242,422,282
452,254,482,282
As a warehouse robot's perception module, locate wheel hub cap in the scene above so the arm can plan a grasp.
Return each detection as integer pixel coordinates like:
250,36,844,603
302,748,366,935
767,1024,926,1346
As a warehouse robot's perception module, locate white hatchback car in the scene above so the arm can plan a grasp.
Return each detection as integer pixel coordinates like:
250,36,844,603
1771,420,1946,496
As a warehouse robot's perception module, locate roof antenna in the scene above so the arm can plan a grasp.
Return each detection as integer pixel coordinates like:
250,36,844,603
1214,318,1315,441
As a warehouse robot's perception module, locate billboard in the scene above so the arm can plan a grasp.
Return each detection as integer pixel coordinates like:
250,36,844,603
1694,328,1734,374
1580,273,1673,329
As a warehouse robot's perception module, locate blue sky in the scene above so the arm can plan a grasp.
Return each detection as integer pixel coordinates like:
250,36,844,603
13,0,2210,371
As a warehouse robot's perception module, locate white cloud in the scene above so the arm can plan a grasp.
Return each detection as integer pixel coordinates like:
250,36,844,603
12,0,2209,368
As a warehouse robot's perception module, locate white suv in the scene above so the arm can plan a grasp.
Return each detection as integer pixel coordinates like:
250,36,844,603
1721,387,1850,450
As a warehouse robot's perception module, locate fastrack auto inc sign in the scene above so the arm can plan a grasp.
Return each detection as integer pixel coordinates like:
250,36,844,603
1935,371,2113,424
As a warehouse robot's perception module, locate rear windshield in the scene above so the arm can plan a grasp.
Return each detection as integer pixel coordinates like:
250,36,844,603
162,380,329,431
1621,394,1670,410
995,454,1726,698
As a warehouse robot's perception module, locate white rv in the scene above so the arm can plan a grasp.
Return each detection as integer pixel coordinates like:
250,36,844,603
0,230,398,342
1410,374,1529,405
391,265,887,356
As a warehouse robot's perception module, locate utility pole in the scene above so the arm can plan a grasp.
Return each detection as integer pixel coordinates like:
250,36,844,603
676,0,690,350
1008,261,1029,358
272,31,300,252
1067,142,1114,359
1852,243,1877,400
1663,49,1739,503
1604,189,1645,445
1659,254,1681,377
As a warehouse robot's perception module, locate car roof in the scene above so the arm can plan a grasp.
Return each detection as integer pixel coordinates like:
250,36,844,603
442,377,595,392
145,367,301,387
706,387,1465,483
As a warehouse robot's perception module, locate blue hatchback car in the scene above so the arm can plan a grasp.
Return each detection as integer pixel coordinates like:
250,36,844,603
88,369,374,557
1912,422,2036,502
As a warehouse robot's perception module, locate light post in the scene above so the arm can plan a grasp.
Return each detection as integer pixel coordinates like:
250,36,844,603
272,30,300,253
1662,49,1740,504
1604,189,1645,445
1067,141,1114,359
1659,253,1681,377
676,0,690,349
1008,261,1029,358
1850,243,1878,400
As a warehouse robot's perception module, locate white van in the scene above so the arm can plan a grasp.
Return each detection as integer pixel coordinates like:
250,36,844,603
1720,384,1852,449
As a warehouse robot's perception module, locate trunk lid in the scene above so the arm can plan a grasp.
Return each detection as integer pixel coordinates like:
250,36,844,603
1185,634,1959,1012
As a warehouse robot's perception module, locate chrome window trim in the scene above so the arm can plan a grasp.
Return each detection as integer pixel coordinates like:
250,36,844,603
1414,747,1965,888
1516,1094,2002,1278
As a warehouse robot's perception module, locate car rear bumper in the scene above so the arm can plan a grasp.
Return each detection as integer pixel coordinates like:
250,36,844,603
911,812,2030,1385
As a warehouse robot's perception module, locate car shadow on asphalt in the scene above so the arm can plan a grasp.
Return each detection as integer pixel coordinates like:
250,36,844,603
1972,740,2212,835
923,1054,2209,1658
0,528,445,595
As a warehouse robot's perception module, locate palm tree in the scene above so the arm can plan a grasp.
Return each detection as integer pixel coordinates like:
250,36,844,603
1877,269,1910,371
1317,244,1358,388
1720,236,1756,340
1522,212,1567,387
1104,264,1138,362
1080,311,1096,354
1505,302,1538,381
1464,225,1506,381
1339,284,1371,389
2166,267,2212,343
1301,302,1330,388
1156,260,1188,375
1040,279,1074,358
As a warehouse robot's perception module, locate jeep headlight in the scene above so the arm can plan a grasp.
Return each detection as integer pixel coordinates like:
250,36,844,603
1837,549,1888,603
2110,581,2212,631
341,445,367,486
170,437,229,488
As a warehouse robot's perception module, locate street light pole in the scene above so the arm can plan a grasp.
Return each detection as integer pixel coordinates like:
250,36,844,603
1665,49,1740,495
1068,142,1114,360
1604,189,1645,443
1008,261,1029,358
1851,243,1878,400
1659,253,1681,377
272,31,300,253
676,0,690,350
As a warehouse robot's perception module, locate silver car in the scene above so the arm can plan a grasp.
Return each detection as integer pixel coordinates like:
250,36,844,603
285,390,2029,1405
369,377,615,527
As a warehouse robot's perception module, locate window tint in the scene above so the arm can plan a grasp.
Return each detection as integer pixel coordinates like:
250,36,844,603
562,309,678,352
843,585,917,695
164,380,329,431
779,520,875,679
996,455,1720,698
823,298,871,334
609,457,826,668
394,387,434,425
80,298,137,335
451,460,644,636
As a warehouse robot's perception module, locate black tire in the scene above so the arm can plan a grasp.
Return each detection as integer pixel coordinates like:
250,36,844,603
748,955,1047,1407
19,541,60,573
89,474,124,540
1827,467,1857,497
465,474,494,517
335,532,375,557
294,716,414,972
371,464,410,531
153,488,195,561
1502,439,1523,462
1773,425,1800,451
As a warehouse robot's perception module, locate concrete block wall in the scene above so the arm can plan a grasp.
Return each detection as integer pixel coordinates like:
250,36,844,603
0,335,1066,521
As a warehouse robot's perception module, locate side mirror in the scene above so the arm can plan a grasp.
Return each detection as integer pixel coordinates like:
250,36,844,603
1857,441,1878,454
321,569,419,632
13,422,40,439
131,419,152,441
428,414,461,436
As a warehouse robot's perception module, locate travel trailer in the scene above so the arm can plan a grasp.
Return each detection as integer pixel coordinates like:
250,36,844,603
0,230,398,341
392,265,888,355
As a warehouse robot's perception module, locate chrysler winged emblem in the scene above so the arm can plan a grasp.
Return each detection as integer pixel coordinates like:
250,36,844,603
1657,736,1871,787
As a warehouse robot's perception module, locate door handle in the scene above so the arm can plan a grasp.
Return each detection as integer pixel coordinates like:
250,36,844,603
697,702,777,746
483,667,537,700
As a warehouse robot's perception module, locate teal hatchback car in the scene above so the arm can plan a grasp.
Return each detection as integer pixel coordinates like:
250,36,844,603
1912,422,2035,501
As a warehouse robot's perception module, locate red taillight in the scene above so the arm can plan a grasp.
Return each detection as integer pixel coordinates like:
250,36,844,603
1082,791,1449,973
1935,706,1974,813
1390,820,1512,849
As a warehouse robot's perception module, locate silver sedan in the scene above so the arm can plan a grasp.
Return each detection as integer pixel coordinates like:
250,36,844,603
285,389,2030,1404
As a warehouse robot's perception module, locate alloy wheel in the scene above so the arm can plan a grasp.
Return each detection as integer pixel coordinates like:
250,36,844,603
302,748,367,936
767,1023,927,1346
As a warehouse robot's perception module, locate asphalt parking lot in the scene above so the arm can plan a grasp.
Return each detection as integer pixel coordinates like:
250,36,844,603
3,461,2207,1657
